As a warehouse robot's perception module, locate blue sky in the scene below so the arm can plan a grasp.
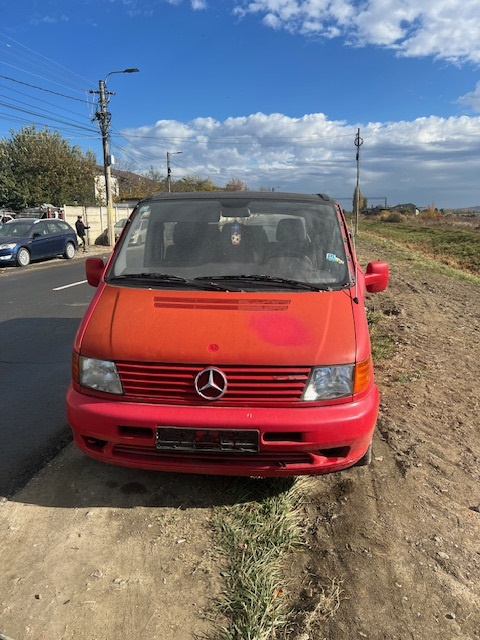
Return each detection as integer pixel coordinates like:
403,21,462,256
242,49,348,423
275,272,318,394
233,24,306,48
2,0,480,208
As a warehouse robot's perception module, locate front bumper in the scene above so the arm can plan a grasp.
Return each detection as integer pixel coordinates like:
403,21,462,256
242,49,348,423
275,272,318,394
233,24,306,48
0,252,16,264
66,385,379,476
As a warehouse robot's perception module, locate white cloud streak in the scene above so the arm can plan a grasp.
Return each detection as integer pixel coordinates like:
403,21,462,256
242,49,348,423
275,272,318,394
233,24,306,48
457,83,480,113
233,0,480,65
120,112,480,207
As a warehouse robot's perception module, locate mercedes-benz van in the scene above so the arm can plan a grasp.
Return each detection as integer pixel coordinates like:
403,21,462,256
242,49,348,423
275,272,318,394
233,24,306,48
67,191,388,476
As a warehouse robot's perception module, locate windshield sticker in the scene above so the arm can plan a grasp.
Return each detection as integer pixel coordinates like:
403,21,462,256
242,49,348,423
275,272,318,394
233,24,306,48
326,253,345,265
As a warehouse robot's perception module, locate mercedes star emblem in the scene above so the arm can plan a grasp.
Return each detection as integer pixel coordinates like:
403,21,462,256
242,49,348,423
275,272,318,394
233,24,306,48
194,367,227,400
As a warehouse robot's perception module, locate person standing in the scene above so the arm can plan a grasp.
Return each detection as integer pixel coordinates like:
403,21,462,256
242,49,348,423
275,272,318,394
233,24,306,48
75,215,90,253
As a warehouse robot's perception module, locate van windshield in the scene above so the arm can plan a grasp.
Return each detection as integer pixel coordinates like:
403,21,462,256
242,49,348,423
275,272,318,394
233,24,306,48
107,196,351,290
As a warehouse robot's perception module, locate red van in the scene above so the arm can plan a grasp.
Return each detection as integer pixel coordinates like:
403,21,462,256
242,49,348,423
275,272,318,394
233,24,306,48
67,191,388,476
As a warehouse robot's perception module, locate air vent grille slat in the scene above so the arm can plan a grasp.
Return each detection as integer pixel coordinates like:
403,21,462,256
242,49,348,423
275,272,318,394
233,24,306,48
116,362,310,406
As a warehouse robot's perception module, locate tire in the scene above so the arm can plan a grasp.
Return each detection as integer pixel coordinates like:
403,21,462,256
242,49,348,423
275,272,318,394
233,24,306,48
16,247,30,267
354,444,372,467
64,241,75,259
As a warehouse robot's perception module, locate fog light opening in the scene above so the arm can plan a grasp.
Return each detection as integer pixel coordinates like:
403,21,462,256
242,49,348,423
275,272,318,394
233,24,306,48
85,437,108,450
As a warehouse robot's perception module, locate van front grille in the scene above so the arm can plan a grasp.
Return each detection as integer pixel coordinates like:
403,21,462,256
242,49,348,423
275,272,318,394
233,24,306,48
116,362,310,406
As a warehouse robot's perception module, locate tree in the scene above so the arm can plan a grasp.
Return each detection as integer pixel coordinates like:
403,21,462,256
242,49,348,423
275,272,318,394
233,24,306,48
225,178,250,191
0,126,97,209
352,186,367,213
171,176,220,192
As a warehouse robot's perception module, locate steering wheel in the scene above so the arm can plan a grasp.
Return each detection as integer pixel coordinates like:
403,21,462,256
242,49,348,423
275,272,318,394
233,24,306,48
267,251,313,269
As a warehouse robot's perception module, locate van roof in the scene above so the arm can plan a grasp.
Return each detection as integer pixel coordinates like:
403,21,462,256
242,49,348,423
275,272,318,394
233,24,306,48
139,191,336,206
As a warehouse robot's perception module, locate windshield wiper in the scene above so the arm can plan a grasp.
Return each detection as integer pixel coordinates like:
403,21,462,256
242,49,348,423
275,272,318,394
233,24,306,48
109,273,228,291
195,274,332,291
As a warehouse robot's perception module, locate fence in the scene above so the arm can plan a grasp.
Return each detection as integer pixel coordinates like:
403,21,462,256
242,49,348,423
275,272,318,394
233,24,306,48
63,204,135,246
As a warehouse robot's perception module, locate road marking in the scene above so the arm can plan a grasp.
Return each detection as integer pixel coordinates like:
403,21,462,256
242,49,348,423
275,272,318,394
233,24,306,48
53,280,87,290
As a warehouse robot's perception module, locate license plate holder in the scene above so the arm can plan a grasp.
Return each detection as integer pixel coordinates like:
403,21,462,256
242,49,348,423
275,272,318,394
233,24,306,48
155,427,259,453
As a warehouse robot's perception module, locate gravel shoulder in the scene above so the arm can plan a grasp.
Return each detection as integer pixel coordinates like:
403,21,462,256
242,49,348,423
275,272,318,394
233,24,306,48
1,233,479,639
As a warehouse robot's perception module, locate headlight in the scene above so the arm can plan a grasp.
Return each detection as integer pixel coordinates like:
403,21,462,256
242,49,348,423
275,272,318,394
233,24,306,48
79,356,123,394
303,365,354,401
0,243,16,250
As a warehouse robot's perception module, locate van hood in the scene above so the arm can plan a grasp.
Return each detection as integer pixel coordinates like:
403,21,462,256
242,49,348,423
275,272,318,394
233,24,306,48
80,285,356,366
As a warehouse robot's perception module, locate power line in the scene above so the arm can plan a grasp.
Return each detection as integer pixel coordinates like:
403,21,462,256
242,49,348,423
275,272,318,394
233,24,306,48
0,31,95,89
0,74,89,103
0,101,98,135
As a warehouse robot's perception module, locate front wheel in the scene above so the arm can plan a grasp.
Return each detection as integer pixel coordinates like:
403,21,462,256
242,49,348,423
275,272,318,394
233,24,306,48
64,242,75,259
353,444,372,467
16,247,31,267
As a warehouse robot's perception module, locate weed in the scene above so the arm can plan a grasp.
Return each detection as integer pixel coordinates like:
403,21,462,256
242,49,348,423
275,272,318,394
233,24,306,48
210,477,312,640
366,309,396,363
396,369,422,383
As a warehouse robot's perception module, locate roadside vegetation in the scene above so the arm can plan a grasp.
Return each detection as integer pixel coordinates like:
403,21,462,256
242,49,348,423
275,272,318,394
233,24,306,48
210,477,309,639
361,217,480,276
0,126,97,209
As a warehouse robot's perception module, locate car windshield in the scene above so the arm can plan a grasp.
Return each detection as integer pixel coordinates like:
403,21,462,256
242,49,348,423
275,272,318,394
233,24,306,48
107,195,351,291
0,221,33,236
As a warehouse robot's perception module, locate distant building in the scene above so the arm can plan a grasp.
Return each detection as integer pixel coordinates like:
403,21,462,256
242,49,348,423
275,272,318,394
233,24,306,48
390,203,418,214
94,173,120,204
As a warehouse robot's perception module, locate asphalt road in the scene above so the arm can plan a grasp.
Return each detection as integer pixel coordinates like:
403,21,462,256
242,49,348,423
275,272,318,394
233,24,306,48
0,248,110,497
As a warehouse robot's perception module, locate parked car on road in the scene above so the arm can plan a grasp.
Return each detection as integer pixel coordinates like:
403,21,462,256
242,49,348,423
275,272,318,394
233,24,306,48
0,218,78,267
68,191,389,478
0,213,15,224
95,218,128,246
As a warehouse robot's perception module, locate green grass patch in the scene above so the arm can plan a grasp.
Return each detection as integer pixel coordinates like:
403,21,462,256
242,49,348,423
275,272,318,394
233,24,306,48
211,477,310,640
366,309,396,363
361,220,480,276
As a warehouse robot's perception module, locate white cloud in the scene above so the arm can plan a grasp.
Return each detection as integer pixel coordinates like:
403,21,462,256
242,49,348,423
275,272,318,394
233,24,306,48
120,111,480,207
30,14,69,25
457,83,480,113
233,0,480,65
191,0,207,9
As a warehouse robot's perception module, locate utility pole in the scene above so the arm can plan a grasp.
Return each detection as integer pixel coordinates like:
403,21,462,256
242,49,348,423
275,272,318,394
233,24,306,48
354,128,363,236
94,79,114,245
91,68,139,246
166,151,182,193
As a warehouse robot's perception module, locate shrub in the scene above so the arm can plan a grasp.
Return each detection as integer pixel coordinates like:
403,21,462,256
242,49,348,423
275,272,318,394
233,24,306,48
382,211,404,223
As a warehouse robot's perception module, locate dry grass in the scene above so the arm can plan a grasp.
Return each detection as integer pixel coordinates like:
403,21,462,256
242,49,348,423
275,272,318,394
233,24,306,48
210,477,313,640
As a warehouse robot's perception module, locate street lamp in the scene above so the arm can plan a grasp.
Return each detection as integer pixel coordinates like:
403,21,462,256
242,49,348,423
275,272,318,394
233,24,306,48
166,151,182,193
92,68,139,247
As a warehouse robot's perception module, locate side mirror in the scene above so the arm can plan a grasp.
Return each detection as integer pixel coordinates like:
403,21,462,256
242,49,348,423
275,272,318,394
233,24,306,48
85,257,105,287
32,232,41,239
365,261,389,293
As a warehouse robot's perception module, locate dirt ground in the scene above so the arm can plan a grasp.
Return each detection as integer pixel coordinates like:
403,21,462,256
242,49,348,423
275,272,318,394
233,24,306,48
1,234,479,639
289,235,480,640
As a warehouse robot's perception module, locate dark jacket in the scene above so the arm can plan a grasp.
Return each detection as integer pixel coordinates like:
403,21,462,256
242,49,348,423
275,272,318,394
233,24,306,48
75,219,89,237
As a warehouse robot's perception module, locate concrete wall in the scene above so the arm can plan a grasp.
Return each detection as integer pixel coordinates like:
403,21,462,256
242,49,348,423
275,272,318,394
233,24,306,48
64,204,134,246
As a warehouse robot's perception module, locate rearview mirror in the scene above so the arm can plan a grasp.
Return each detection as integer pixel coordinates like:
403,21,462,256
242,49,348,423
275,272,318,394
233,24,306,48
365,261,389,293
85,257,105,287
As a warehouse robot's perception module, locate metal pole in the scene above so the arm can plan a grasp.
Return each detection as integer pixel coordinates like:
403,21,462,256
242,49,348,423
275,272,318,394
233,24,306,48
354,128,363,236
167,152,171,193
167,151,182,193
91,68,139,246
98,79,116,247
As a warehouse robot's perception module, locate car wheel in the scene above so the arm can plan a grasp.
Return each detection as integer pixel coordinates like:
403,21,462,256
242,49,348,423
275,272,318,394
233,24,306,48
354,444,372,467
64,242,75,259
16,247,31,267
